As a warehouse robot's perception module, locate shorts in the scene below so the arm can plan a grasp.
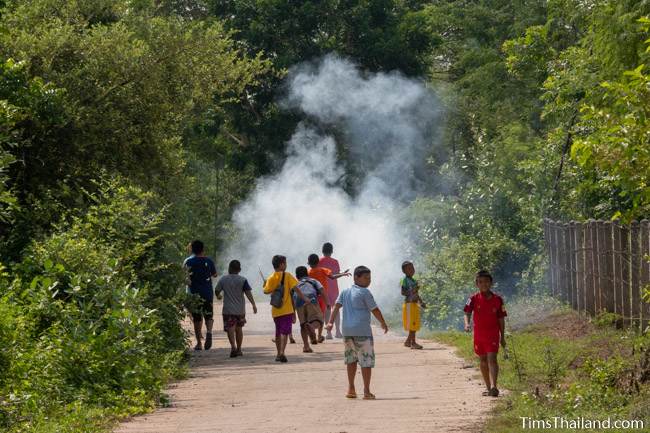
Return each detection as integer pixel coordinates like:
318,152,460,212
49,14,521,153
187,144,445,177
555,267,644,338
344,336,375,368
297,303,324,327
273,313,293,336
474,333,501,356
223,314,246,331
402,302,421,332
190,298,213,322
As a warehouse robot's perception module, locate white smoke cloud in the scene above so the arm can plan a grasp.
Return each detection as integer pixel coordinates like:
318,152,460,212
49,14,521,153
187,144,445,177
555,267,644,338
225,55,440,306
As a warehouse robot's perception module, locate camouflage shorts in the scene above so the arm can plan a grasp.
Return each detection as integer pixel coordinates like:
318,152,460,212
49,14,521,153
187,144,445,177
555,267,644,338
344,336,375,368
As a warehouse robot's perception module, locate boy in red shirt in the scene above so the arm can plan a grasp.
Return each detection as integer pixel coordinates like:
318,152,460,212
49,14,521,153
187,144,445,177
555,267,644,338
463,270,507,397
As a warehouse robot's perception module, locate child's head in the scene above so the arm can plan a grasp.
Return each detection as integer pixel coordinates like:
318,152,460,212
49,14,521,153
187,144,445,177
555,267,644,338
191,240,204,255
295,266,308,279
353,266,371,287
307,253,320,267
475,270,493,292
401,260,415,277
322,242,333,257
272,255,287,271
228,260,241,274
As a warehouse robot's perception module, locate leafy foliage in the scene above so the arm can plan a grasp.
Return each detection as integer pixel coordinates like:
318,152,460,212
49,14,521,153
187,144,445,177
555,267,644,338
1,178,186,432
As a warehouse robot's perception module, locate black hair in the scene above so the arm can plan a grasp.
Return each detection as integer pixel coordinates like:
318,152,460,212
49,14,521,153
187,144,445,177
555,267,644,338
354,265,371,278
228,260,241,274
295,266,308,279
272,255,286,270
322,242,333,255
475,270,493,282
401,260,413,273
191,240,204,255
308,253,319,267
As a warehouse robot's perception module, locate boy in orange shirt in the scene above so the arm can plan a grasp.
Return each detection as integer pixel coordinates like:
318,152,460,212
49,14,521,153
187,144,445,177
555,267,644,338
307,253,350,342
463,270,507,397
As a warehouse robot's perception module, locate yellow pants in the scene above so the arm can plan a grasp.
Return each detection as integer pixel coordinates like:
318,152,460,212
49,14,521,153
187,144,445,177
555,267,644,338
402,302,421,332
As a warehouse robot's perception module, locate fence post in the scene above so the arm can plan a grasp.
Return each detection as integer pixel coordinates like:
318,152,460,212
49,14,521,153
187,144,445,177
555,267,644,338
585,220,596,316
623,224,632,325
560,223,570,304
614,223,624,317
576,222,585,314
641,220,650,331
569,222,578,310
599,221,615,315
559,223,568,303
631,221,641,330
544,219,554,295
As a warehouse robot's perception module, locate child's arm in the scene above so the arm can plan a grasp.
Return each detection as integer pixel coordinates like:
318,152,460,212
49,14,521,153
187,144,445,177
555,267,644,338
326,303,342,331
244,289,257,314
499,317,506,347
401,280,409,297
328,270,351,279
464,312,472,332
371,308,389,334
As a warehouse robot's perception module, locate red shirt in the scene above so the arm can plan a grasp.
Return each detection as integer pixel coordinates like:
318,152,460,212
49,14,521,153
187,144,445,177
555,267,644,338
308,267,331,298
463,291,507,338
319,256,340,297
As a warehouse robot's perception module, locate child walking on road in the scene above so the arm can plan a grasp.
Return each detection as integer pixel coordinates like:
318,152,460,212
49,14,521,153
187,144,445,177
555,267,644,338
215,260,257,358
294,266,325,352
463,270,507,397
401,261,426,350
319,242,345,339
184,240,218,351
327,266,388,400
263,255,307,363
308,253,350,342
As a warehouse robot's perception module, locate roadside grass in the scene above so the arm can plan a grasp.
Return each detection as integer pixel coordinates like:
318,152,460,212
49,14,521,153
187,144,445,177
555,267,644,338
427,297,650,433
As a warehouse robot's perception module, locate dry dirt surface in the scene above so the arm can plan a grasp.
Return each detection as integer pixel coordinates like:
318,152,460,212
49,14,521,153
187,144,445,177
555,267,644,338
116,302,498,433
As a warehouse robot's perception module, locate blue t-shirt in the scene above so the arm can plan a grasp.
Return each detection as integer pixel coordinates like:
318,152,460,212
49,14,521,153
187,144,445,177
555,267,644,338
336,284,378,337
184,256,217,301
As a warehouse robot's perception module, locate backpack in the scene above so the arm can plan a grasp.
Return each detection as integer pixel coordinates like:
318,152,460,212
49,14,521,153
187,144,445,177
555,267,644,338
270,272,286,308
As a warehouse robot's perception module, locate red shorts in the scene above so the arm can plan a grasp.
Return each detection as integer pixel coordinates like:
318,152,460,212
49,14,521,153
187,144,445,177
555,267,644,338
473,333,500,356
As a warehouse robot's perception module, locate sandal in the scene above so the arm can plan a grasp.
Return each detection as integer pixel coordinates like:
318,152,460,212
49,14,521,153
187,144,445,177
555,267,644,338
411,343,423,350
235,349,243,357
346,392,357,399
229,350,237,358
489,387,499,397
363,393,376,400
404,341,412,348
194,342,202,351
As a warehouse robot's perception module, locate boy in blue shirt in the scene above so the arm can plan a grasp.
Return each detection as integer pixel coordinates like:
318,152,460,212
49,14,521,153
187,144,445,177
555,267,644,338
326,266,388,400
184,240,218,350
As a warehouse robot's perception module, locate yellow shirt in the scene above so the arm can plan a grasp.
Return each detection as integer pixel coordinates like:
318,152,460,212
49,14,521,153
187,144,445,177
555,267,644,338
263,271,299,318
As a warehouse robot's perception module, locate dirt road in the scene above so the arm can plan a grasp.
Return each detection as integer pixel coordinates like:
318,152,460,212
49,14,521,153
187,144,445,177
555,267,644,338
116,302,497,433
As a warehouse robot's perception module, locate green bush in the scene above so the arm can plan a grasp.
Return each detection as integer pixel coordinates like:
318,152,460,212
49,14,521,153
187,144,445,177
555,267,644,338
0,178,187,432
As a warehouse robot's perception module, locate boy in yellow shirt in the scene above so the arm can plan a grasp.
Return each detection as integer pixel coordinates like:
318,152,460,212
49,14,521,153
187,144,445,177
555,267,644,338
263,255,307,363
